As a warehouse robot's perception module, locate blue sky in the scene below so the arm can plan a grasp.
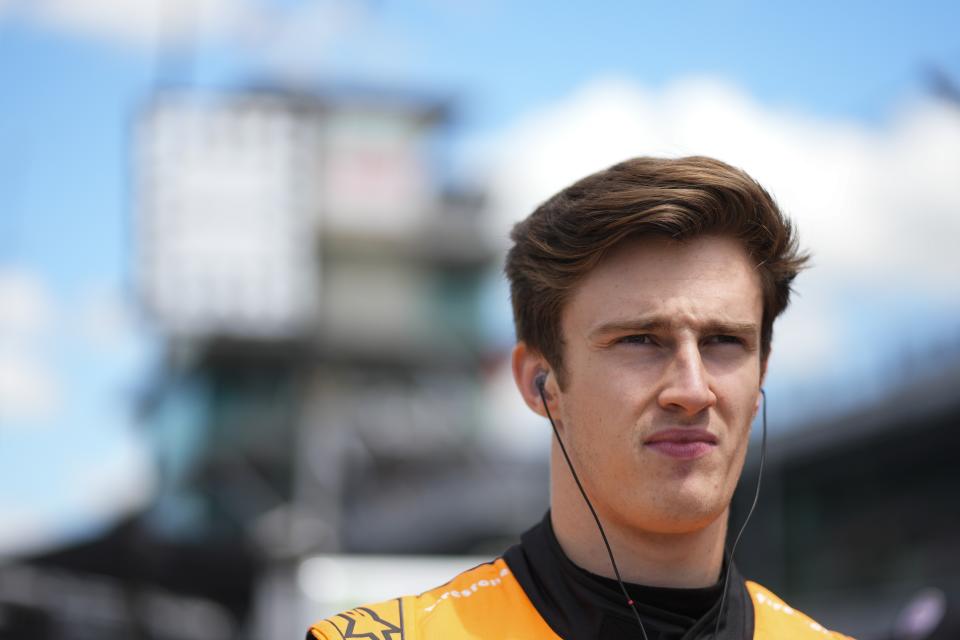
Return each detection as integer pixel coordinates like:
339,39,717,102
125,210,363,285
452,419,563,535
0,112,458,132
1,0,958,553
378,1,958,125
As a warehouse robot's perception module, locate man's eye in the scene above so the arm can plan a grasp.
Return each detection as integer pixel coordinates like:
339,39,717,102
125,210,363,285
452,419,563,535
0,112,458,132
619,334,655,345
707,335,743,345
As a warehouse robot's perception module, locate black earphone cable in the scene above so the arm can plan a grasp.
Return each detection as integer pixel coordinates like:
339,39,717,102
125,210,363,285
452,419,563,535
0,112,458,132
538,379,651,640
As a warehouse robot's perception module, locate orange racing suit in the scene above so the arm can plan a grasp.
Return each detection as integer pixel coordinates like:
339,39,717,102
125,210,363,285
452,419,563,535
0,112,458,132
308,515,854,639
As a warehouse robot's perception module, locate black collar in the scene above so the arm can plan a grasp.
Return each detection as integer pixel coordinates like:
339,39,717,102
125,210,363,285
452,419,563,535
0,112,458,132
503,512,753,640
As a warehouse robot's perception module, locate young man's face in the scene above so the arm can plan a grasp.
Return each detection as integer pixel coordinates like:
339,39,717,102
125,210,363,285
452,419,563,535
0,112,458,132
551,234,764,534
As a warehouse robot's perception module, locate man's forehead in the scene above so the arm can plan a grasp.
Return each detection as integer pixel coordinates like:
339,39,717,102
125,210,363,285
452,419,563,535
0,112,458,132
562,234,763,331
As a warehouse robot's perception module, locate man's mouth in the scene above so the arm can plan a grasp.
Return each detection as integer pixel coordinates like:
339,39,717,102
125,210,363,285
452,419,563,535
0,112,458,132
643,429,718,459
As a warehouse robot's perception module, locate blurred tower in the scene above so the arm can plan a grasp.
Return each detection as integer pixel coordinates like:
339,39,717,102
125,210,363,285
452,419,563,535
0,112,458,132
133,87,500,636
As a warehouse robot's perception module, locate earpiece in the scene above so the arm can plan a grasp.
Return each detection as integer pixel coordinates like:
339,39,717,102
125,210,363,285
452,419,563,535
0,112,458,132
534,371,548,394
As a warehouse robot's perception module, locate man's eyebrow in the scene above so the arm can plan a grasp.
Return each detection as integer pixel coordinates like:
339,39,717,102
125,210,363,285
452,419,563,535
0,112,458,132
588,317,759,340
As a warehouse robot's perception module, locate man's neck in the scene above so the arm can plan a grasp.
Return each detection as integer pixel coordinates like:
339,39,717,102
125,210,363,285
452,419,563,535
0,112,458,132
550,475,728,589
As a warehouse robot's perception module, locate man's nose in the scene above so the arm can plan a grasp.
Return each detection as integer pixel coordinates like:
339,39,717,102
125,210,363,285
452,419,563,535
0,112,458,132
657,343,717,416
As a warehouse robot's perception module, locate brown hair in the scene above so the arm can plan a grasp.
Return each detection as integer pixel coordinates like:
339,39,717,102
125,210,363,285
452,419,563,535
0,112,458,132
505,156,808,386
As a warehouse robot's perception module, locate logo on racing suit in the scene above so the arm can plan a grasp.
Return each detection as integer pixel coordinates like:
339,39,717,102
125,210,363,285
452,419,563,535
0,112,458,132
334,602,403,640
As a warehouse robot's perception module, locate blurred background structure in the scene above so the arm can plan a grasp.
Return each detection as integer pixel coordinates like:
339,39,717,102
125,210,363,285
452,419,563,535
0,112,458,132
1,1,959,639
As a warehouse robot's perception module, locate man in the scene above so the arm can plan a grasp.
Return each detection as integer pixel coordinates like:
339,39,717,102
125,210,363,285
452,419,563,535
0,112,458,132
308,156,854,639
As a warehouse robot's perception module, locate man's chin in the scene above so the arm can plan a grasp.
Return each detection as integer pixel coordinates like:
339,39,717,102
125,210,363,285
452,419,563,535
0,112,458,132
630,495,728,535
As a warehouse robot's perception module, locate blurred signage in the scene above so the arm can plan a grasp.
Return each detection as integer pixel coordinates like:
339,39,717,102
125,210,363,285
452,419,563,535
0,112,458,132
135,93,322,339
321,109,433,235
135,90,441,340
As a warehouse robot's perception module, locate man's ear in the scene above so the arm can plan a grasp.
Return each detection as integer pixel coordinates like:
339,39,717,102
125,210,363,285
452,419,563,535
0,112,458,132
511,341,553,419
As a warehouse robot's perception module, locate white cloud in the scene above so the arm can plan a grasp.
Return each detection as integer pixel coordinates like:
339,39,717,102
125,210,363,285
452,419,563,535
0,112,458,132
764,277,842,378
3,0,412,83
76,283,147,361
483,75,960,284
0,268,54,337
0,506,62,555
66,435,157,521
0,269,60,424
0,352,60,423
4,0,396,72
8,0,256,47
238,1,375,82
0,270,153,551
0,436,156,555
478,75,960,379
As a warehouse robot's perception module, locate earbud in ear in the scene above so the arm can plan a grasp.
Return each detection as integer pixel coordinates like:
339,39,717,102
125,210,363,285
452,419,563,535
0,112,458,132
534,371,548,394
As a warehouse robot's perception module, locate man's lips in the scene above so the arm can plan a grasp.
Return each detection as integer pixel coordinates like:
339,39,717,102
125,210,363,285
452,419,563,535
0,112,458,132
643,429,718,460
644,428,718,445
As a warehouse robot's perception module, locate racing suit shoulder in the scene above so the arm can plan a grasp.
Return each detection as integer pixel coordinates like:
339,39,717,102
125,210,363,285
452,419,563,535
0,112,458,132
308,597,405,640
746,581,856,639
307,557,561,640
